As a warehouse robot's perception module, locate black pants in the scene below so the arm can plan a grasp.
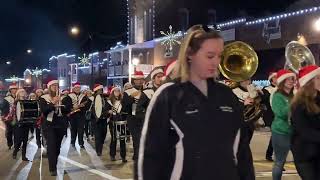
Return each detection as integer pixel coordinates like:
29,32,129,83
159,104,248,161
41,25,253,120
266,136,273,158
4,121,15,147
109,122,126,159
295,159,320,180
35,127,41,146
127,116,143,160
13,125,29,158
84,119,92,138
70,114,85,145
94,119,108,155
46,126,65,172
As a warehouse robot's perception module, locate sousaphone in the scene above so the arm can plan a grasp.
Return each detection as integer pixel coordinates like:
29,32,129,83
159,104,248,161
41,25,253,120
219,41,264,122
285,41,315,73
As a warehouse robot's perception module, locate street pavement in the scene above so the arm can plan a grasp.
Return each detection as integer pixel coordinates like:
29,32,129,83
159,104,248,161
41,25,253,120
0,122,300,180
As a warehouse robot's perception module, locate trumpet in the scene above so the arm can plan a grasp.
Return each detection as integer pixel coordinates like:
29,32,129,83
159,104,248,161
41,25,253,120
55,90,64,117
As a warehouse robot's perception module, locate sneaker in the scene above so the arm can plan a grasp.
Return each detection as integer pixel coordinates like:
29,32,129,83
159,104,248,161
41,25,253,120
111,156,116,161
122,158,127,163
8,145,12,150
97,152,102,156
50,170,57,176
266,156,273,162
12,152,17,159
80,145,85,149
22,156,30,161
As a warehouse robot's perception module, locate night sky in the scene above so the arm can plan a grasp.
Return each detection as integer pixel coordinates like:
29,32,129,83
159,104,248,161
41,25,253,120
0,0,300,77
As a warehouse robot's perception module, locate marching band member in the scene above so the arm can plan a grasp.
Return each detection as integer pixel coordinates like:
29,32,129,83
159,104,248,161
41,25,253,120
136,68,164,122
232,79,263,143
12,88,30,161
35,89,45,148
262,72,277,161
107,86,127,162
84,89,94,141
1,83,18,150
291,65,320,180
39,79,72,176
138,25,254,180
29,93,37,100
92,84,108,156
35,88,44,98
68,82,89,148
121,71,145,162
271,69,295,180
162,60,177,83
28,93,37,139
61,89,71,137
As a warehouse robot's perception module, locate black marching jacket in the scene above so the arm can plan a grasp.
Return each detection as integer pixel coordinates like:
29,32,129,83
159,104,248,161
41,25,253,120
39,94,72,128
138,79,255,180
291,95,320,163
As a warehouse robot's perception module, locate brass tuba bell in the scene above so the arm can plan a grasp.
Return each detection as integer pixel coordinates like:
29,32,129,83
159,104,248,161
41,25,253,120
285,41,315,73
219,41,259,82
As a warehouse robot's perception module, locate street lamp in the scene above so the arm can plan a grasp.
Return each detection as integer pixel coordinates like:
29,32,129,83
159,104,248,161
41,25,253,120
70,26,80,36
27,49,32,54
314,17,320,31
132,57,140,66
6,61,11,65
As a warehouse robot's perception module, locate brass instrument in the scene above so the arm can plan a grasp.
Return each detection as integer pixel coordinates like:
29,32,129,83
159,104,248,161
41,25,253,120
219,41,264,122
284,41,315,73
219,41,258,83
68,100,88,117
55,90,64,117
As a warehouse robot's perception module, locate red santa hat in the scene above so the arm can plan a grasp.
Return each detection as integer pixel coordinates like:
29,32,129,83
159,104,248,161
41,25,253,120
9,82,18,90
111,86,121,93
150,68,164,79
62,89,69,93
164,60,177,76
93,84,103,92
46,78,59,87
72,82,81,88
298,65,320,87
268,72,277,82
132,71,144,79
276,69,296,85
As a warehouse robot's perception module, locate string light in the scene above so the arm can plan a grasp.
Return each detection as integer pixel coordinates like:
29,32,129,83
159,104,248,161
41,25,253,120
246,6,320,25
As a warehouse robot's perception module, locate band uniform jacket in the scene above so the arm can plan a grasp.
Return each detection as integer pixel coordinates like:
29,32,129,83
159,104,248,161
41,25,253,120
138,79,255,180
2,94,15,121
106,99,122,122
68,93,89,116
261,85,277,127
121,87,141,119
136,85,158,122
39,94,72,128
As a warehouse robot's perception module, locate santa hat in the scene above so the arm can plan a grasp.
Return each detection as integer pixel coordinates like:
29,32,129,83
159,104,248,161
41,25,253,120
62,89,69,93
35,88,44,94
132,71,144,79
29,93,36,98
164,60,177,76
150,68,164,79
276,69,296,85
298,65,320,87
46,77,59,87
72,82,81,88
111,86,121,93
93,84,103,92
268,72,277,82
9,83,18,90
123,82,133,91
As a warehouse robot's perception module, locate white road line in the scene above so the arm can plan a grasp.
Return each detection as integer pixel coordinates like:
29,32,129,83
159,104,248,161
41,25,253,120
256,170,298,177
0,124,132,180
